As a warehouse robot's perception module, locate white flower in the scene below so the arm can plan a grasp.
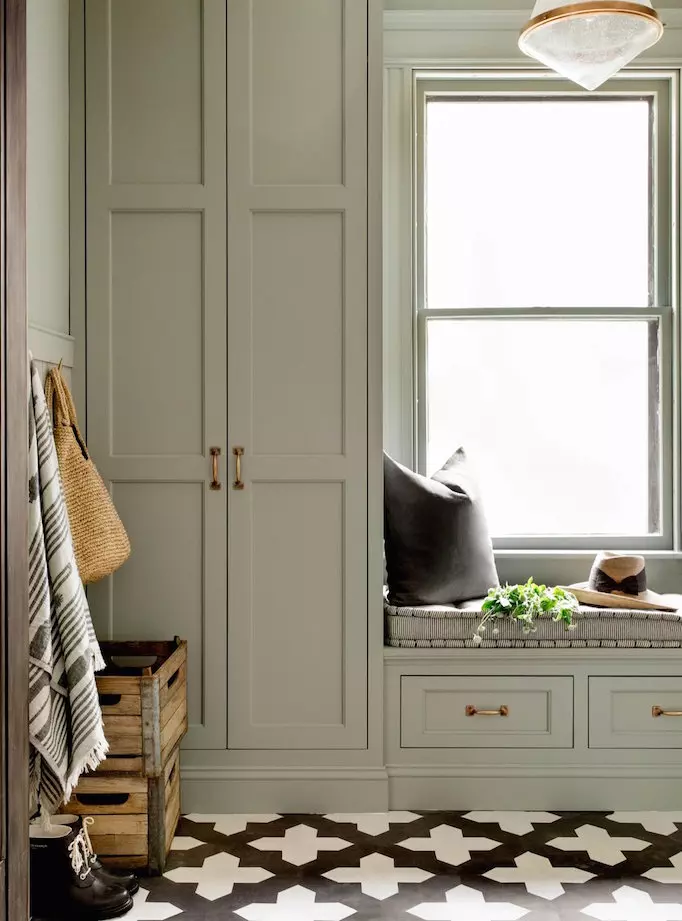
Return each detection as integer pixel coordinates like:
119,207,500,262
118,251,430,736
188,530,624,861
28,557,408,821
472,634,483,646
492,627,499,636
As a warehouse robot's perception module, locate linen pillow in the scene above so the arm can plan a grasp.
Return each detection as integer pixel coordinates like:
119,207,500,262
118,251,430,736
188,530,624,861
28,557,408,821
384,448,498,606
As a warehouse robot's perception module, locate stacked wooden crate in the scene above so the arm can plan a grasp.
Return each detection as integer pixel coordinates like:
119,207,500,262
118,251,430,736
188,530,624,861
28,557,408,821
61,638,187,873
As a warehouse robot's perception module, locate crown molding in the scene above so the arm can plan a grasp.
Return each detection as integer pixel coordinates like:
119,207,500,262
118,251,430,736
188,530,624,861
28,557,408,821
384,7,682,31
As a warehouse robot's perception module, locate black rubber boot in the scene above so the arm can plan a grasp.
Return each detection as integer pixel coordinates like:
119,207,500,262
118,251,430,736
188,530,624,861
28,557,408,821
50,814,140,894
29,823,133,920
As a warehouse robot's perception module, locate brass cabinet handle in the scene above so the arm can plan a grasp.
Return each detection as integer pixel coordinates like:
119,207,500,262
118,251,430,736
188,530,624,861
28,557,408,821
209,447,222,490
465,705,509,717
233,446,245,490
652,705,682,718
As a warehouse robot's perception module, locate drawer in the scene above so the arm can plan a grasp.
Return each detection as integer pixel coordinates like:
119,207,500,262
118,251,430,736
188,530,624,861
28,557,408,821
400,675,573,748
589,677,682,748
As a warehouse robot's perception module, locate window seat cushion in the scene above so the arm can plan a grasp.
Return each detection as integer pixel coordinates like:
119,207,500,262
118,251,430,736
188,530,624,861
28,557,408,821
385,597,682,648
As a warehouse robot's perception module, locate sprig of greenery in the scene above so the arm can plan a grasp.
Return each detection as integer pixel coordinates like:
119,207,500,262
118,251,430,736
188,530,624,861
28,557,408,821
472,578,579,645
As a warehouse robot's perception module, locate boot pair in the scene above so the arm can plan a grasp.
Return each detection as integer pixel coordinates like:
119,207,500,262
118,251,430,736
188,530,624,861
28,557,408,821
52,814,139,895
30,816,136,920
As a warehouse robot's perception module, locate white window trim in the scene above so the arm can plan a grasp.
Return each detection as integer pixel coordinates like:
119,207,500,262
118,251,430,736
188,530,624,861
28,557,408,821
382,13,682,583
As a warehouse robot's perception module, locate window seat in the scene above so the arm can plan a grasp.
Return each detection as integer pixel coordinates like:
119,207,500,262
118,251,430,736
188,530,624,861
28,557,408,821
385,598,682,648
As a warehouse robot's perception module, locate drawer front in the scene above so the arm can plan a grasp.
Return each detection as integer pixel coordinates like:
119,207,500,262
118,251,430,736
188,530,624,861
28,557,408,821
589,677,682,748
400,675,573,748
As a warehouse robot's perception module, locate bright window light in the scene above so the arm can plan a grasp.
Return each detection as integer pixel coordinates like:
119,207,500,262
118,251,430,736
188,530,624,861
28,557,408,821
422,94,663,540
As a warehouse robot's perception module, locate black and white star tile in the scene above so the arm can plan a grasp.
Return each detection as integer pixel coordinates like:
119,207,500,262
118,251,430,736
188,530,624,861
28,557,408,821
128,811,682,920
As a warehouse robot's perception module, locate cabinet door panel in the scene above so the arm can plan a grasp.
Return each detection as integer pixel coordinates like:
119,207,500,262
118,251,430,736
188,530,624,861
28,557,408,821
85,0,227,750
227,0,368,750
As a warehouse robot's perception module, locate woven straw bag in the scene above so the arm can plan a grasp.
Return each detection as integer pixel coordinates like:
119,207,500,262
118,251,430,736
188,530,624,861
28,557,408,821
44,367,131,585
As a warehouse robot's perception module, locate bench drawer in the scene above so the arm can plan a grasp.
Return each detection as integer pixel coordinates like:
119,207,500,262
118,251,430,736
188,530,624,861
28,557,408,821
590,677,682,748
400,675,573,748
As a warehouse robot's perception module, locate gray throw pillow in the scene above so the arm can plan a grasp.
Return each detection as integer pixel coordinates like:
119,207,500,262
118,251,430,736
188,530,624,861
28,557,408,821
384,449,498,606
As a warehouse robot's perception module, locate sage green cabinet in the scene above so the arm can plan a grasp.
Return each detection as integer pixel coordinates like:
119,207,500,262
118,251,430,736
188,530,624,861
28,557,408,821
401,675,574,749
80,0,374,762
83,0,227,751
226,0,370,751
589,676,682,749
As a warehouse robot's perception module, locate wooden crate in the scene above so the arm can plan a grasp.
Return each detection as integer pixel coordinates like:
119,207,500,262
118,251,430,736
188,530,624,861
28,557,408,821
60,638,188,873
95,638,187,777
63,746,182,873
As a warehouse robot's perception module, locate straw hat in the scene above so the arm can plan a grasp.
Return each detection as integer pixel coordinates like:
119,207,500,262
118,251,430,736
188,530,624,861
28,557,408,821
565,551,680,612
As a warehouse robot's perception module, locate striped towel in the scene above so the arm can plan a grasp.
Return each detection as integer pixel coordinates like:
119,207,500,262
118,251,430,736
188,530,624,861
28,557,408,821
28,360,107,817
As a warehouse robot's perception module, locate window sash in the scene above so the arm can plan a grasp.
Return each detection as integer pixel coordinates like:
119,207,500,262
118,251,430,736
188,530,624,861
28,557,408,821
413,71,677,550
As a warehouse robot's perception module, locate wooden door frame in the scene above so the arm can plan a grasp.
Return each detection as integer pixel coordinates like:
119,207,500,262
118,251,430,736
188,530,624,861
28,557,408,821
1,0,28,918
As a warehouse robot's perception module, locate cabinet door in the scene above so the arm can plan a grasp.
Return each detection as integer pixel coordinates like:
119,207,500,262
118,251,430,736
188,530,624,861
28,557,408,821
84,0,227,750
227,0,368,749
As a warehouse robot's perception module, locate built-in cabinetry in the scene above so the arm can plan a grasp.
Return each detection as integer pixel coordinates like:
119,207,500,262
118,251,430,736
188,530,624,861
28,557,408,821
226,0,371,753
386,648,682,810
76,0,385,811
83,0,228,753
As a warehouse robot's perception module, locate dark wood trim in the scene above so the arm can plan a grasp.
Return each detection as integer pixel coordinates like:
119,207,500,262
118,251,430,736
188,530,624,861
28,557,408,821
1,0,28,919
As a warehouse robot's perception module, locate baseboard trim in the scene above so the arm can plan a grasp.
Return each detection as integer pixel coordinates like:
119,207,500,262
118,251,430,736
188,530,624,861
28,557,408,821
180,761,682,812
388,764,682,810
181,765,390,813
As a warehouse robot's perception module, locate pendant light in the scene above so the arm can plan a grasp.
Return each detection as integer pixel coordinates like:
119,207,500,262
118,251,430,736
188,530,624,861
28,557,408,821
518,1,664,91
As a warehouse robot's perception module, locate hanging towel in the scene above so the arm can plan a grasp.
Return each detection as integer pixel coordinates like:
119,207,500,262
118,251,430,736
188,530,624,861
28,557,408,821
28,359,107,817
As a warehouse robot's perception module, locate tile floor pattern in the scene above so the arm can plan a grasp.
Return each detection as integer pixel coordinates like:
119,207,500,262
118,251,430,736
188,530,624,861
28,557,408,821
126,811,682,920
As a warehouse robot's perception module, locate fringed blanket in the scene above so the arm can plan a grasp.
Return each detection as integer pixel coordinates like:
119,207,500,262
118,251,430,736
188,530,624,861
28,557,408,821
28,360,107,816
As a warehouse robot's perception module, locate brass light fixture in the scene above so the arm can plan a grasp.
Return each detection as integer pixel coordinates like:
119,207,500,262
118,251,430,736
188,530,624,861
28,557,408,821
518,0,664,90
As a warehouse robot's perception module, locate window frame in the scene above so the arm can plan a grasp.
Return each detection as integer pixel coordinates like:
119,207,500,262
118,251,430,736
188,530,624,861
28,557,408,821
412,70,678,552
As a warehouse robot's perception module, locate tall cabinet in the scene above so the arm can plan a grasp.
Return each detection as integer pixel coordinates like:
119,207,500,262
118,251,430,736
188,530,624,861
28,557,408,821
78,0,385,811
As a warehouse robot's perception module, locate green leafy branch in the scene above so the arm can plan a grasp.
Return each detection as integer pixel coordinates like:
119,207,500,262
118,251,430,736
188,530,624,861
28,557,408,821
472,578,579,645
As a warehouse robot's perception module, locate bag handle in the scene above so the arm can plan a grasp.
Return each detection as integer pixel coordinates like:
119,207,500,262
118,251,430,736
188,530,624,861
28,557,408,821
45,367,90,461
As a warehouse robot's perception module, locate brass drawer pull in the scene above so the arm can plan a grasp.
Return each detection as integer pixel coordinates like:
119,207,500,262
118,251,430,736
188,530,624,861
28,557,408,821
233,446,245,490
652,705,682,718
465,705,509,717
209,447,221,490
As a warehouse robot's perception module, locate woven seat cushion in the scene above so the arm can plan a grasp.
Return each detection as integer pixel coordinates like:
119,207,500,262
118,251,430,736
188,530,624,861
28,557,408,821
385,597,682,648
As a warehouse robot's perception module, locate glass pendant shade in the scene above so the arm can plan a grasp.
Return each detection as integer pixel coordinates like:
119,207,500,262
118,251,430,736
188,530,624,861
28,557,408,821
518,1,664,90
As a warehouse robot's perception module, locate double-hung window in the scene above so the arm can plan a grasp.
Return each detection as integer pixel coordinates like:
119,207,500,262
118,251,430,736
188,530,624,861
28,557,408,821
414,72,676,550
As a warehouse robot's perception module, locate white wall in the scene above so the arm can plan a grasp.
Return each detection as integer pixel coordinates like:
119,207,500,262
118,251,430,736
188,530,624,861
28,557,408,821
27,0,73,370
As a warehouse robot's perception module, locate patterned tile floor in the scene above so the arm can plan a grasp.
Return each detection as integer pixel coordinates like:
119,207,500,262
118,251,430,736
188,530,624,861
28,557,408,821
127,812,682,920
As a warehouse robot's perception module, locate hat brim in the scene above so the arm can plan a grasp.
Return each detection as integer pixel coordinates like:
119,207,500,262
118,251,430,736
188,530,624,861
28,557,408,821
564,583,681,613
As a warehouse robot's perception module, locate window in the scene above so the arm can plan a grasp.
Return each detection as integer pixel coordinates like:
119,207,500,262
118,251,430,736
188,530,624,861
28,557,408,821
414,74,675,550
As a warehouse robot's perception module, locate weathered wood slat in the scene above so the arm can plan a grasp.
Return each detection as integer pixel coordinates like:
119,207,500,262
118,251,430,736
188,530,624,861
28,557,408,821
164,784,181,845
100,855,148,870
96,675,141,695
89,814,148,836
160,665,186,722
106,733,144,757
68,793,148,815
161,711,187,767
103,714,142,732
154,640,186,693
96,756,144,773
163,747,179,786
160,698,187,752
159,660,186,711
98,694,142,716
71,774,148,794
90,834,148,857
